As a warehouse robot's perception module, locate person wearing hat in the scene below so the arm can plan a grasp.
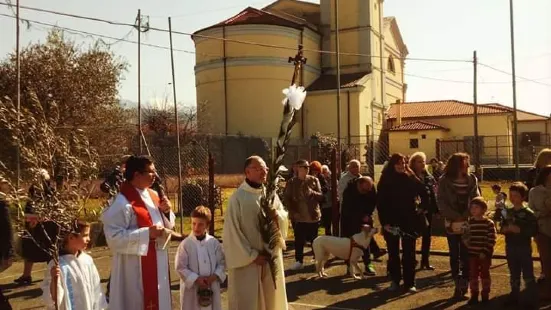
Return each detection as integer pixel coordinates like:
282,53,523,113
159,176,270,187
284,159,324,271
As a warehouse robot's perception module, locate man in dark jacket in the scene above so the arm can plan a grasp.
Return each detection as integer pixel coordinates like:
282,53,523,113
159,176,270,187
340,176,378,276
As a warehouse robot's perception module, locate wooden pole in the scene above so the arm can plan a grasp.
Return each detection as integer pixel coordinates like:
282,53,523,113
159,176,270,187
473,51,480,171
16,0,21,190
137,9,143,154
509,0,520,178
335,0,342,176
168,17,184,234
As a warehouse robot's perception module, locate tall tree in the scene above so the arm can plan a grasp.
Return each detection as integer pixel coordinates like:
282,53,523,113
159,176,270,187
0,29,132,173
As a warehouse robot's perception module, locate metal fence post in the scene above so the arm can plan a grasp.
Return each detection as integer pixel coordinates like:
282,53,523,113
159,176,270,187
208,151,215,236
330,147,339,236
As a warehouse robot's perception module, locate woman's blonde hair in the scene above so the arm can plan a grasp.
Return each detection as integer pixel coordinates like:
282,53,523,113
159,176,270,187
535,148,551,168
408,152,427,170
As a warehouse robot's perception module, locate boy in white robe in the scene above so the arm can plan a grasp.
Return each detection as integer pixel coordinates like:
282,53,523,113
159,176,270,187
41,220,107,310
175,206,226,310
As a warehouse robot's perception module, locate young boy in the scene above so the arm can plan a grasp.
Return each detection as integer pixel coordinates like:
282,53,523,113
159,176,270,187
40,220,107,310
175,206,226,310
464,197,497,305
502,182,538,308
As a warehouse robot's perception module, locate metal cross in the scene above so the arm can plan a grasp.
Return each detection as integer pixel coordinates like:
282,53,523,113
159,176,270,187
146,301,157,310
288,44,307,86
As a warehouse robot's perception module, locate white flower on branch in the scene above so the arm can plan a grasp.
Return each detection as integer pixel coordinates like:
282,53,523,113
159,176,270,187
281,84,306,110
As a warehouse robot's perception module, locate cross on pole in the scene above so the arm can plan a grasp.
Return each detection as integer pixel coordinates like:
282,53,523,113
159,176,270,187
288,44,307,86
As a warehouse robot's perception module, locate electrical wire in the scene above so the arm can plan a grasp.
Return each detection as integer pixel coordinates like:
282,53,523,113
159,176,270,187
0,1,471,63
0,13,220,58
479,63,551,87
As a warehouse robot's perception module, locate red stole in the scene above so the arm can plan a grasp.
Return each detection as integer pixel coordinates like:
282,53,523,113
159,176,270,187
120,182,161,310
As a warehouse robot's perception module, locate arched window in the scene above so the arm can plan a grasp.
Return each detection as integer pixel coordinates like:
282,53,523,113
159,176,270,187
388,55,396,74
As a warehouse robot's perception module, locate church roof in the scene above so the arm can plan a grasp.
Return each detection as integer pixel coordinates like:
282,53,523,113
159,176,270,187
389,121,449,132
306,72,370,92
193,6,317,36
386,100,510,119
483,103,550,122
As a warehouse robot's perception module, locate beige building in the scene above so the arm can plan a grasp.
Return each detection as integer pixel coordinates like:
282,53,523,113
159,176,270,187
386,100,551,165
192,0,408,144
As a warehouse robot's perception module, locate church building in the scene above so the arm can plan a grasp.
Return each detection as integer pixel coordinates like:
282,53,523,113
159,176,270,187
192,0,408,145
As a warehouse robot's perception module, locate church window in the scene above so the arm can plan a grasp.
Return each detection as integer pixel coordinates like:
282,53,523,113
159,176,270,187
388,55,396,74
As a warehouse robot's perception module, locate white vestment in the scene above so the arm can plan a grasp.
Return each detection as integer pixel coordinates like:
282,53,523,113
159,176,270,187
223,181,289,310
40,252,107,310
175,234,226,310
101,188,175,310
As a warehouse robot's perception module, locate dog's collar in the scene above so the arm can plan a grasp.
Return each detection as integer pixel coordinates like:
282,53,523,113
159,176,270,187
348,238,366,260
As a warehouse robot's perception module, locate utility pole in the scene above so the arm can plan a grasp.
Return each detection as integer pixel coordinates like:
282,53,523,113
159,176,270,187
509,0,520,179
137,9,143,154
168,17,184,234
335,0,341,175
473,51,480,173
15,0,21,190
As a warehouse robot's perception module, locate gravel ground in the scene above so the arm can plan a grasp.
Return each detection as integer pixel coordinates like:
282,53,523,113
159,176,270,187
1,242,549,310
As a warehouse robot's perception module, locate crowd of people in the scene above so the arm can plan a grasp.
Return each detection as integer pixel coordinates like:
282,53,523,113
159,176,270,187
0,148,550,310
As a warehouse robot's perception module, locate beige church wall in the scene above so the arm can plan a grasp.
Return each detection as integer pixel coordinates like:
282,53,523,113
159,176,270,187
303,90,362,143
194,24,322,138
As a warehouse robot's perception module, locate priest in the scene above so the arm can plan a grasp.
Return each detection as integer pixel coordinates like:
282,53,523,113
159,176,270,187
102,155,175,310
223,156,289,310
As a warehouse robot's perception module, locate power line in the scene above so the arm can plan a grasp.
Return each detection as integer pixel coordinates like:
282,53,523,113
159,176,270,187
3,13,549,87
0,1,471,63
0,13,220,58
479,62,551,87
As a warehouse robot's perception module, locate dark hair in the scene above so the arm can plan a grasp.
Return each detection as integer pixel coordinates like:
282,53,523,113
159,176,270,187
509,182,528,199
244,155,262,171
63,219,90,245
382,153,405,175
444,153,470,178
535,165,551,187
294,159,308,168
191,206,212,224
124,155,153,181
470,196,488,211
491,184,501,191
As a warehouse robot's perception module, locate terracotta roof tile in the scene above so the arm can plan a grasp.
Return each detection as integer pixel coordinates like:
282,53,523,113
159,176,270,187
387,100,509,119
484,103,550,121
389,121,449,132
307,72,370,91
193,7,314,35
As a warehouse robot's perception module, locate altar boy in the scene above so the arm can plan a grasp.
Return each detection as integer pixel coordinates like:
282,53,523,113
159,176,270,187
175,206,226,310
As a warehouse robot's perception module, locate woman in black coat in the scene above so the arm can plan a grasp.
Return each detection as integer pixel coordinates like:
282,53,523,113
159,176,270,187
377,153,428,293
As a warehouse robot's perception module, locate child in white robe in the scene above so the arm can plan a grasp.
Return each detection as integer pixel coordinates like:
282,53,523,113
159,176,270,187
41,220,107,310
175,206,226,310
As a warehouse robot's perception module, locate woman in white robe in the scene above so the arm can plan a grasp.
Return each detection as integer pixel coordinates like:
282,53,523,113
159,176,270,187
41,251,107,310
175,234,226,310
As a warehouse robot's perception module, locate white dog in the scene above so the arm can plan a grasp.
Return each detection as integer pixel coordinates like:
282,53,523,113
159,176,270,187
312,225,378,279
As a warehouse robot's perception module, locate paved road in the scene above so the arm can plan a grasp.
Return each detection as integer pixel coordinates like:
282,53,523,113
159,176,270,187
1,243,550,310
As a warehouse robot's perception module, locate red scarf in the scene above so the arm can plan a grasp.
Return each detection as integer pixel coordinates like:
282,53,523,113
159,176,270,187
120,182,161,310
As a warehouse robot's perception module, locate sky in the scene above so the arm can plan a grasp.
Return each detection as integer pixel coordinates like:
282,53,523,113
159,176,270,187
1,0,550,116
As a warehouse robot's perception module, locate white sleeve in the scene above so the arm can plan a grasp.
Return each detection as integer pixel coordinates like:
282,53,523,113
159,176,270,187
102,194,150,256
40,261,64,309
274,195,289,240
213,240,227,283
89,259,108,310
174,240,200,289
222,195,259,269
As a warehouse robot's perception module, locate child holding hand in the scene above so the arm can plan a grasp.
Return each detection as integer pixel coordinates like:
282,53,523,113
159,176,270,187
175,206,226,310
40,220,107,310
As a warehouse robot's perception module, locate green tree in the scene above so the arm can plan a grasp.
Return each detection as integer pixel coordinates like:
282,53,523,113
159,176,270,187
0,29,132,173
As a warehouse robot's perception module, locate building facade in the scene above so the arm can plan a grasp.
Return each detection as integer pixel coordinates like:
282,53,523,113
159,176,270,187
192,0,408,146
